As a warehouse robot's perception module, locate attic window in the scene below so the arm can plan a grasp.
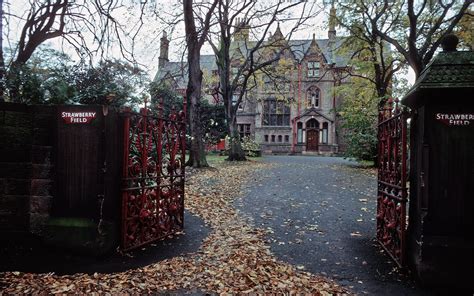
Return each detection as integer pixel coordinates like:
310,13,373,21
307,61,320,77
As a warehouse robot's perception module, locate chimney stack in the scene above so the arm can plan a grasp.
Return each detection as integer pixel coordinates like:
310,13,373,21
327,5,336,64
159,31,169,69
234,18,249,42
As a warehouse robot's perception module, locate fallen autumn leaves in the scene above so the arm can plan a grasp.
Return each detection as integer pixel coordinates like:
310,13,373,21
0,161,350,294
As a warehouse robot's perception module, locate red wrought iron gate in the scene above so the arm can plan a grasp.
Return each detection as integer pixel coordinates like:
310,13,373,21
376,98,409,267
121,101,186,251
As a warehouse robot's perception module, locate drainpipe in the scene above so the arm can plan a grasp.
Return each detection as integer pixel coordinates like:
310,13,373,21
298,62,302,121
333,69,337,150
291,62,302,154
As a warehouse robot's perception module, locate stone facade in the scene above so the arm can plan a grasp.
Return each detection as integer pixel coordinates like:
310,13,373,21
0,103,55,235
155,8,349,154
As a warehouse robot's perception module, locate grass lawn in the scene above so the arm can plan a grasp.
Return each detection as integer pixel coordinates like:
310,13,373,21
185,152,261,166
358,159,375,168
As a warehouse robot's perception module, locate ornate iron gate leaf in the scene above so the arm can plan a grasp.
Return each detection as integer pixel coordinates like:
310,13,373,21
376,98,408,267
121,103,186,251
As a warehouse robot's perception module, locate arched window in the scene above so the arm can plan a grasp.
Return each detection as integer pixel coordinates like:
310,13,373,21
306,86,320,108
306,118,319,129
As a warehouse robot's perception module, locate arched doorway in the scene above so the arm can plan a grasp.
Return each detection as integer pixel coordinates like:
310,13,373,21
306,118,319,151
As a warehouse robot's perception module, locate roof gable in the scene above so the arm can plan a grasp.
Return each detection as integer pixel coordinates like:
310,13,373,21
294,107,334,123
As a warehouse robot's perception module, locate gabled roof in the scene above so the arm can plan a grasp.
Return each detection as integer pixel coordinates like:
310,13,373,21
288,37,347,66
293,107,334,123
154,55,218,88
155,36,349,86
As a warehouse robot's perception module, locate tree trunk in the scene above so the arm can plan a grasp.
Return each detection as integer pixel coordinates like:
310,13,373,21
6,63,22,102
0,0,5,101
183,0,208,168
226,114,246,161
219,61,246,162
186,61,208,168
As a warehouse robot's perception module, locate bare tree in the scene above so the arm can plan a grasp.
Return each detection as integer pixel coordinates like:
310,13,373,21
366,0,472,78
207,0,319,161
183,0,218,168
0,0,145,101
335,2,404,107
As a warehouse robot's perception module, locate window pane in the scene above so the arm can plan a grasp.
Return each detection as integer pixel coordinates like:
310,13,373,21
323,123,328,143
270,115,277,125
263,99,290,126
270,100,276,113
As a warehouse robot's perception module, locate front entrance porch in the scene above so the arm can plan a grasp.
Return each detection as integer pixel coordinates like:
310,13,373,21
305,118,319,152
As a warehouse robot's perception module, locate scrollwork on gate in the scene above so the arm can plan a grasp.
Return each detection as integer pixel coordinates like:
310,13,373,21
121,99,186,251
376,98,408,267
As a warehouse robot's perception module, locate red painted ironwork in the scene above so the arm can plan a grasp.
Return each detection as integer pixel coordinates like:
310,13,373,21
121,98,186,251
376,98,408,267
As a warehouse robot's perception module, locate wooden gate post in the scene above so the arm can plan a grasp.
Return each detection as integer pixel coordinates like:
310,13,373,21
401,35,474,289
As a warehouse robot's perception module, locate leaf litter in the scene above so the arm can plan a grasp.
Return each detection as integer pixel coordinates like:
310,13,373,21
0,161,350,295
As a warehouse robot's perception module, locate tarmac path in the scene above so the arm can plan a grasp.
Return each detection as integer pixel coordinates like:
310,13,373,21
236,156,430,295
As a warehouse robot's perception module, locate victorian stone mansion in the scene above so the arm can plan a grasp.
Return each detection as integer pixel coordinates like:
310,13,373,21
155,11,350,154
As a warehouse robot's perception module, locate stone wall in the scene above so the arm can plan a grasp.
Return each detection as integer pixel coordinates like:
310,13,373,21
0,103,55,234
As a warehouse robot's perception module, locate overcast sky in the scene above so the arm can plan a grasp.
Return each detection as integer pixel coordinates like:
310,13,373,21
4,0,414,84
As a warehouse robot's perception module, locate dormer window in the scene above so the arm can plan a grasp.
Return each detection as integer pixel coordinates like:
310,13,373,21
307,61,320,77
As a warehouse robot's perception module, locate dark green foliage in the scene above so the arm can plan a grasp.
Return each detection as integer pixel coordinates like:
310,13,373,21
73,59,148,107
150,82,227,147
201,102,226,146
149,81,184,116
336,78,379,162
5,47,148,107
5,47,74,104
6,65,44,104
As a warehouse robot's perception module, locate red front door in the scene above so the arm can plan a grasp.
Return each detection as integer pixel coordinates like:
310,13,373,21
306,129,319,151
